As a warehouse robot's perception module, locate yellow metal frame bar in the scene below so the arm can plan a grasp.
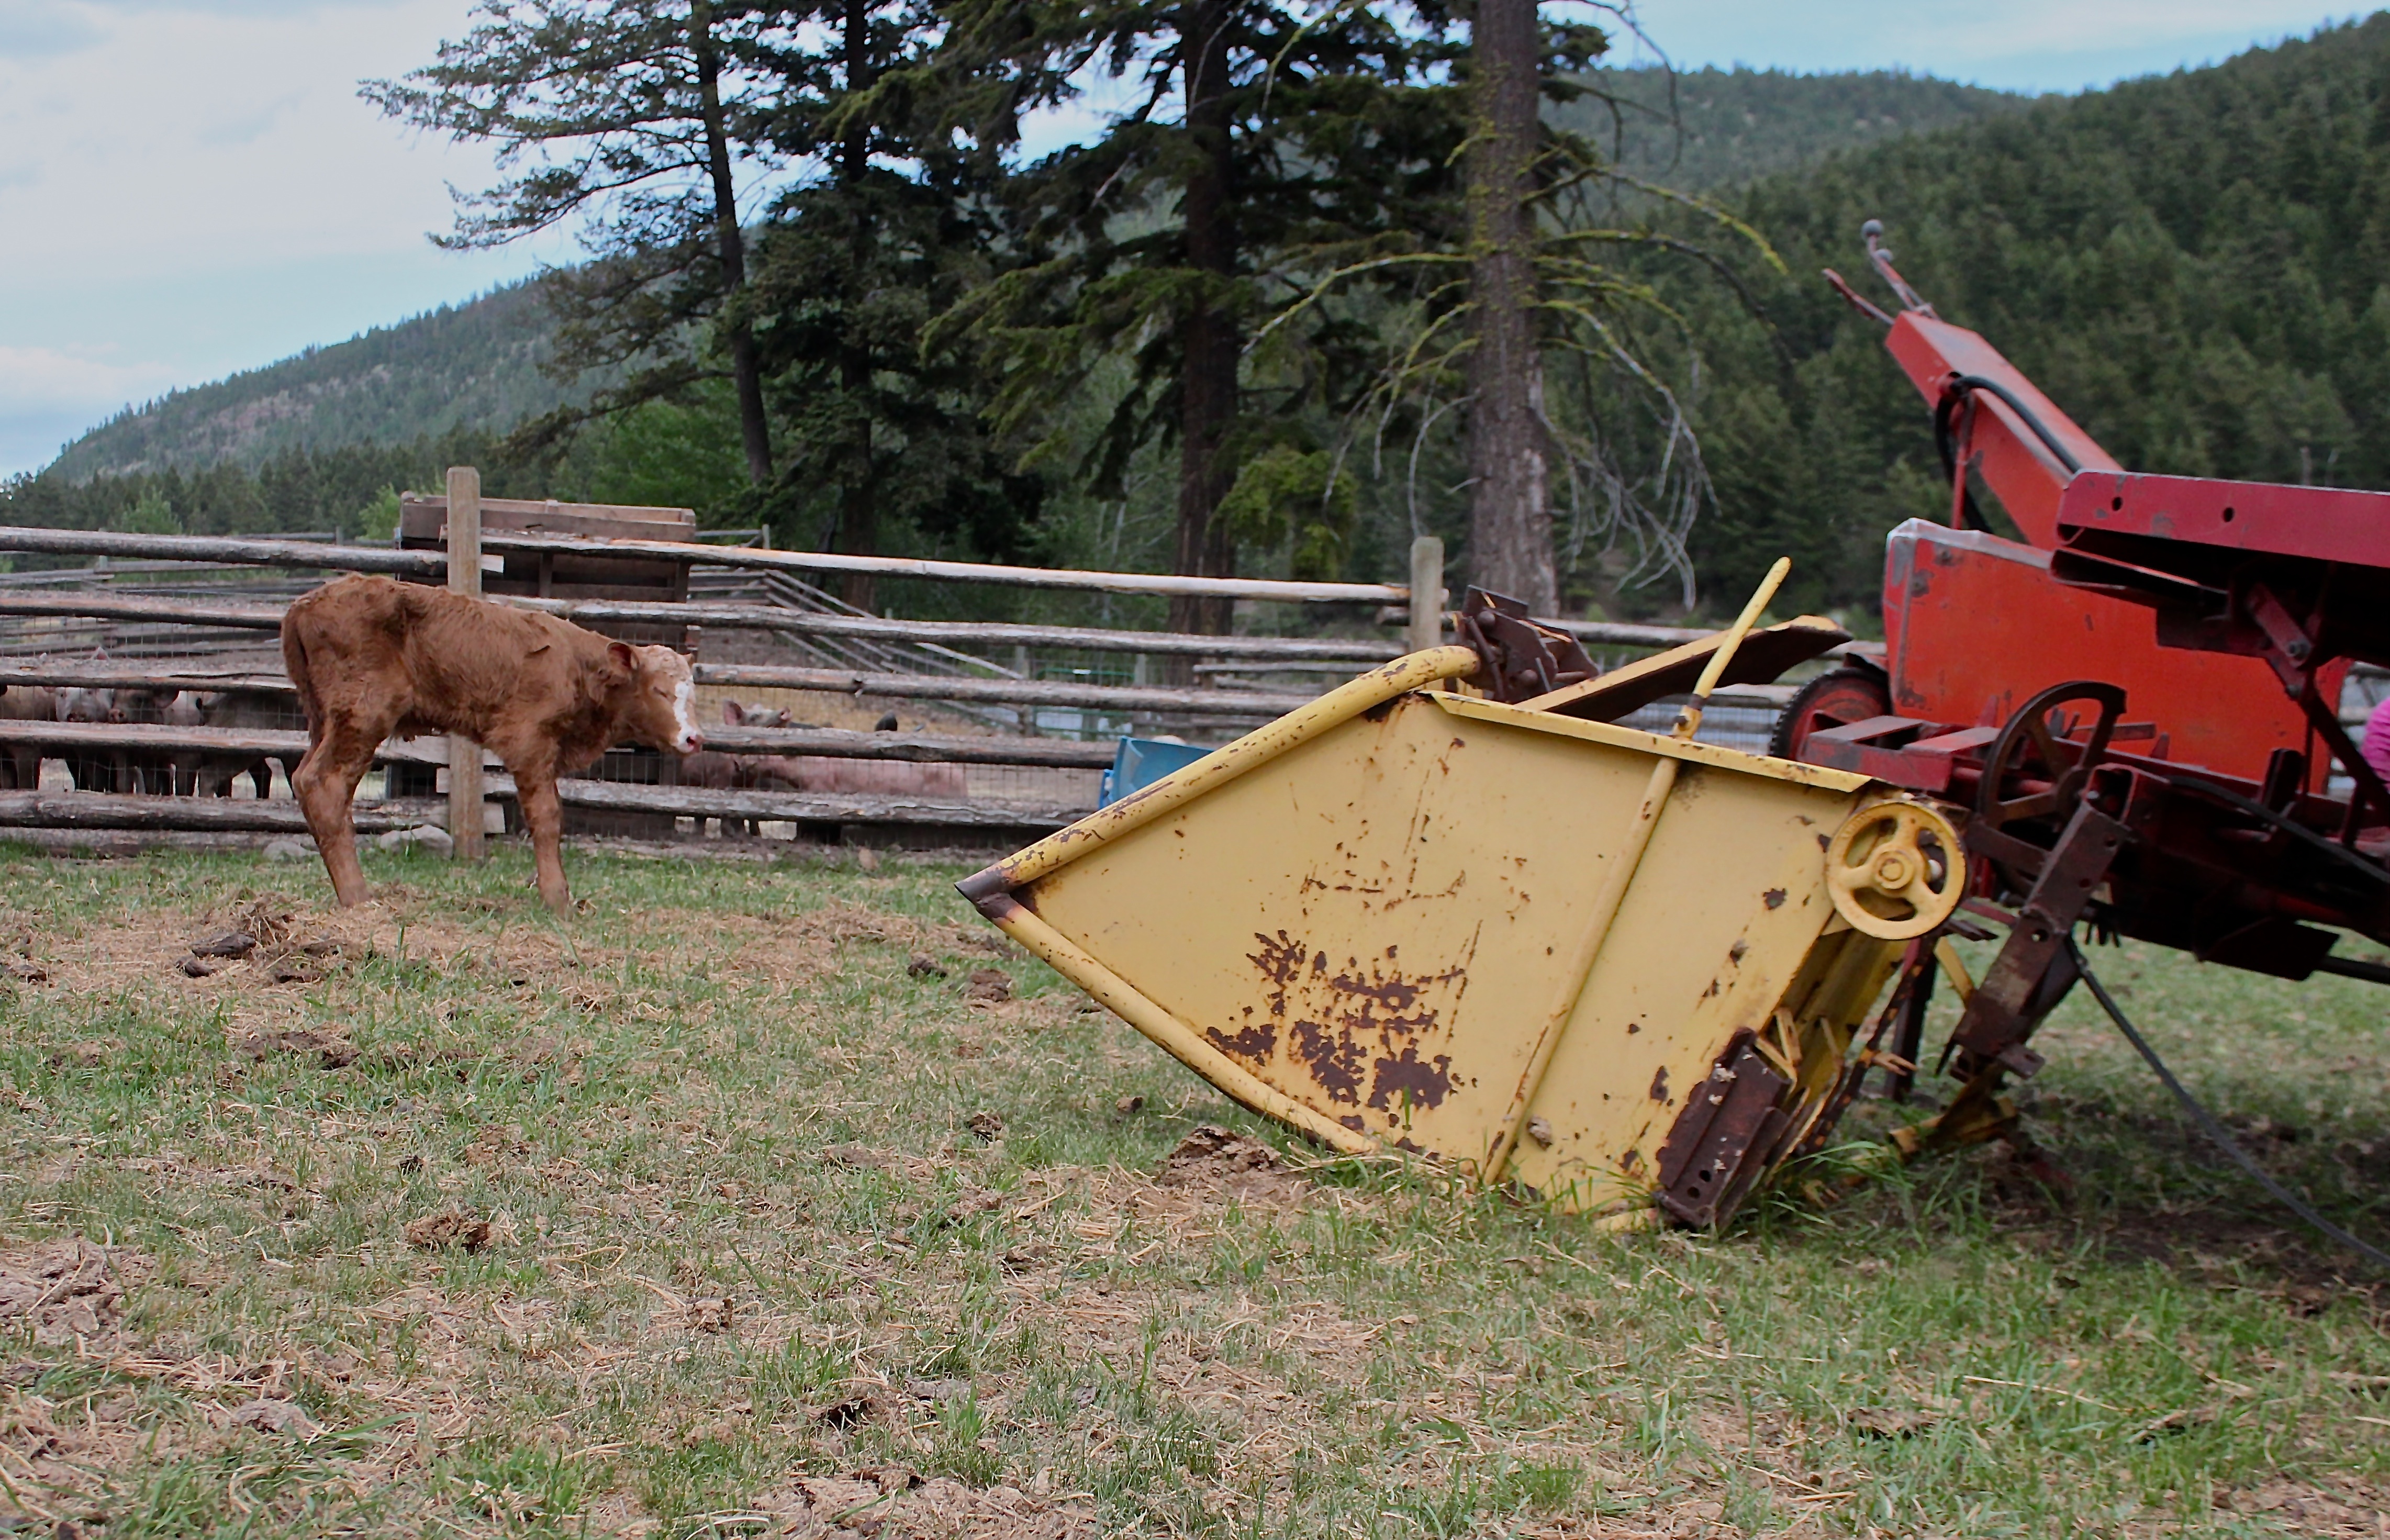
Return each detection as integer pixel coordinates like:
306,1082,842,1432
1477,559,1801,1183
1429,695,1870,792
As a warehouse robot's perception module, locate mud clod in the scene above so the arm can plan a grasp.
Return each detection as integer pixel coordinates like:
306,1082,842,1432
1160,1124,1285,1186
963,969,1012,1005
235,1030,359,1069
813,1392,874,1428
404,1206,492,1252
687,1297,734,1334
188,932,256,958
906,954,948,979
965,1110,1004,1142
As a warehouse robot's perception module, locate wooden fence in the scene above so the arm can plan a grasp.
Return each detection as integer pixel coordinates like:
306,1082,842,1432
0,512,1796,847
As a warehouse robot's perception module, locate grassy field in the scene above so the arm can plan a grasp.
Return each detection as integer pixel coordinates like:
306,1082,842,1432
0,842,2384,1538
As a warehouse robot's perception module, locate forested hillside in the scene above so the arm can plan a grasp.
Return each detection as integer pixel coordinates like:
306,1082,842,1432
19,16,2383,626
1673,14,2390,613
1561,65,2024,190
42,280,582,483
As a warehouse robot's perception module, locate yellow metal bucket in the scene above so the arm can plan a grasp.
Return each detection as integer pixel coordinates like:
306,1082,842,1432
961,644,1951,1225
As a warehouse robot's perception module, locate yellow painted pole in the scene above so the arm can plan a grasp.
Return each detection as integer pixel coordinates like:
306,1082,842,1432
1480,558,1794,1185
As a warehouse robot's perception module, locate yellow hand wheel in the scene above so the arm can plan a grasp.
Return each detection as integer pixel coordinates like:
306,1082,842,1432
1824,797,1966,940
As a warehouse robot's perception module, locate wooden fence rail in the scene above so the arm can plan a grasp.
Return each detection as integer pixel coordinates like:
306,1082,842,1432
0,590,1402,661
0,718,1120,769
0,661,1315,719
0,785,1074,835
0,525,1416,606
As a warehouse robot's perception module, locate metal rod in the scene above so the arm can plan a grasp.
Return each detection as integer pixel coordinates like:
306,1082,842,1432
1677,557,1794,741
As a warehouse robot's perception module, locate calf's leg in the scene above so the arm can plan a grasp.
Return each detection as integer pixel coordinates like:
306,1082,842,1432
291,713,388,907
512,769,574,914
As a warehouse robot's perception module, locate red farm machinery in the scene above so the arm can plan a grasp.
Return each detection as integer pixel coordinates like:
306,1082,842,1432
1780,222,2390,1197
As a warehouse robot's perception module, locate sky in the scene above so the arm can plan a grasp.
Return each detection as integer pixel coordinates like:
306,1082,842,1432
0,0,2373,478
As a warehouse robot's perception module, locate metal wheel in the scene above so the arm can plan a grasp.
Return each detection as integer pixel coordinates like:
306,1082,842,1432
1825,797,1967,940
1974,680,2126,833
1768,667,1892,762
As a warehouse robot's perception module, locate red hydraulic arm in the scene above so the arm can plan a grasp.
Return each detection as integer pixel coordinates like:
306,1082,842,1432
1829,224,2120,548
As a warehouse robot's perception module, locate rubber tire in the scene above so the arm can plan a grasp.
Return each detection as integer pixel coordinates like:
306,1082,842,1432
1768,667,1893,762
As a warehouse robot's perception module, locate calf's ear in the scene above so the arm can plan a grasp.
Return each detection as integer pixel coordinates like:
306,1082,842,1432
605,640,636,679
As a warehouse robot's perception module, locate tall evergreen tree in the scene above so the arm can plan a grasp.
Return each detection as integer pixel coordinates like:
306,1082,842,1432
939,0,1460,635
742,0,1037,608
364,1,790,485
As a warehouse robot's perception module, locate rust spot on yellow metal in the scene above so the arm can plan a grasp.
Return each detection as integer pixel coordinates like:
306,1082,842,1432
1649,1065,1671,1103
1764,887,1788,909
1238,929,1467,1114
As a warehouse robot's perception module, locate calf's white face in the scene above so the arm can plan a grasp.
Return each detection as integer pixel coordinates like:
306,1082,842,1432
597,643,703,755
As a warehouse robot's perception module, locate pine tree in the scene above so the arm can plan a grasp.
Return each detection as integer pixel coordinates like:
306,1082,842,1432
1464,0,1553,610
740,0,1037,608
364,1,789,484
937,0,1461,635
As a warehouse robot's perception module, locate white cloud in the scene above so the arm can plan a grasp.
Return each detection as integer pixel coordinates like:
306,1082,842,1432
0,344,180,416
0,0,568,474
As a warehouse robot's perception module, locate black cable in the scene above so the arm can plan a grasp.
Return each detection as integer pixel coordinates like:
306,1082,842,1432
1942,374,2085,476
2065,935,2390,1273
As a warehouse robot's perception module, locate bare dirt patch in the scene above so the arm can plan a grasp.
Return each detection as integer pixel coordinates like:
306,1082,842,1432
0,1238,147,1346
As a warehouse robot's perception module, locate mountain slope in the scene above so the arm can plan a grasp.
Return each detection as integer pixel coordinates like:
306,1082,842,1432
46,279,580,483
1563,65,2027,191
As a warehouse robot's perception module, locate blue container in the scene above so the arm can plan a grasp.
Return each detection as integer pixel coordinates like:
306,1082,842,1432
1099,736,1213,808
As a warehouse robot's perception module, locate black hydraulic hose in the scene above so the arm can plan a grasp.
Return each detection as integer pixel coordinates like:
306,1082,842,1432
2065,935,2390,1273
1942,374,2085,476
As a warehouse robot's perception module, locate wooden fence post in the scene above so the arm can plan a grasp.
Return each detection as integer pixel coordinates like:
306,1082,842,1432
1406,537,1445,655
446,466,486,861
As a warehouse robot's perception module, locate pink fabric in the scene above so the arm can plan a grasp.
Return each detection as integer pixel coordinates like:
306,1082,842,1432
2365,701,2390,792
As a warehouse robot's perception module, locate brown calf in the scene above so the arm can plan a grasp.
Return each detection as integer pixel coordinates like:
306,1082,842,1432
282,575,701,913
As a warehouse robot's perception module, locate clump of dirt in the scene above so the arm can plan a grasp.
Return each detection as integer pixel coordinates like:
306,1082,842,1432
1159,1125,1285,1186
686,1297,733,1334
404,1207,492,1253
234,1030,358,1070
963,969,1012,1005
0,1238,147,1345
744,1468,1099,1539
228,1397,322,1439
